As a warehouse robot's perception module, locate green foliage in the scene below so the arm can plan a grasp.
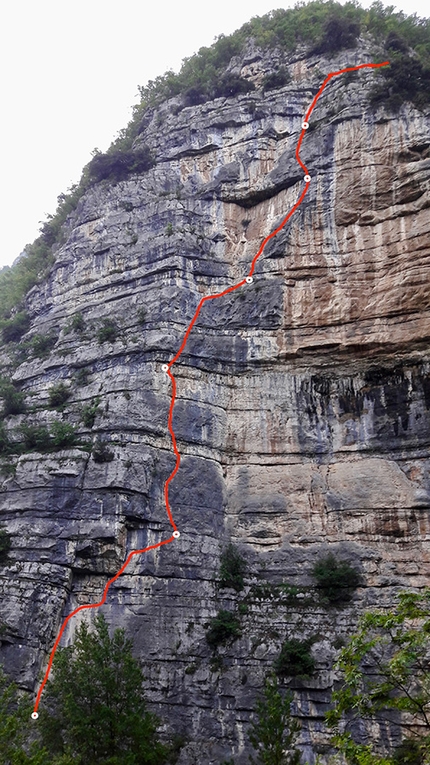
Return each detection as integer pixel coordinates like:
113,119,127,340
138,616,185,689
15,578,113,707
87,146,155,185
0,422,10,455
137,308,147,325
38,614,170,764
326,588,430,764
70,312,85,333
92,439,114,463
20,423,51,452
81,397,101,428
97,320,119,344
1,312,30,343
0,185,84,323
0,665,50,764
0,379,25,417
48,384,71,411
312,553,360,603
74,368,90,387
393,739,423,765
205,610,242,648
262,67,291,91
369,51,430,111
18,421,77,452
219,543,247,592
28,333,57,359
165,223,174,237
213,73,255,98
0,527,11,564
50,422,78,449
274,638,315,679
248,673,301,765
311,12,360,54
246,582,311,608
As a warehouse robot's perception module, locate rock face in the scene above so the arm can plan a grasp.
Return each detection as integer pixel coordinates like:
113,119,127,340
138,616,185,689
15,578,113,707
1,38,430,763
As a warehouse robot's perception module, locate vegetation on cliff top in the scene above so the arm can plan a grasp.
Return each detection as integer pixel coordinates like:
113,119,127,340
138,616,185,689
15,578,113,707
0,0,429,324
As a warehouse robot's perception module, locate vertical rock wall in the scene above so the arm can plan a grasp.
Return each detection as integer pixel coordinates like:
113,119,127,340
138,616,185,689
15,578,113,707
0,40,429,763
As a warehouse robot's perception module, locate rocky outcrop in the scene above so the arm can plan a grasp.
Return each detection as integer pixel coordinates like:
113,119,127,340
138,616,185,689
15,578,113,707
0,38,429,763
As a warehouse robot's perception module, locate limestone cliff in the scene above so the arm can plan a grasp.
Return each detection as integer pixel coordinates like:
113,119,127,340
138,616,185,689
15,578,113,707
1,32,430,765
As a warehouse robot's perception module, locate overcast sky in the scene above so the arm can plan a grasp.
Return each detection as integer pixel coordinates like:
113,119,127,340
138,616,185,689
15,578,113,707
0,0,428,270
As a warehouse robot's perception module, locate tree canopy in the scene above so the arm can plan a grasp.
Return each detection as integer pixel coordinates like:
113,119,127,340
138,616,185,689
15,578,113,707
38,614,169,765
327,588,430,764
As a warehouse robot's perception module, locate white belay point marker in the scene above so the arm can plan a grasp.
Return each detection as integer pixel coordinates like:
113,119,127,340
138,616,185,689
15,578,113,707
161,364,169,373
31,712,39,720
302,121,309,130
304,174,311,183
245,276,253,284
173,530,180,539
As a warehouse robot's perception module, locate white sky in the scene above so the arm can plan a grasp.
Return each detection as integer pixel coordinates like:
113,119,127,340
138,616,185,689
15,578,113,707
0,0,428,270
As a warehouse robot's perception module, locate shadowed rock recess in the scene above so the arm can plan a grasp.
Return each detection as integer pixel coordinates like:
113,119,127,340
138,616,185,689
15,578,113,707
1,35,430,765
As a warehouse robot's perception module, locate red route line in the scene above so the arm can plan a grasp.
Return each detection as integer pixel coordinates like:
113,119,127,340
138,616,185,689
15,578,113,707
32,59,389,717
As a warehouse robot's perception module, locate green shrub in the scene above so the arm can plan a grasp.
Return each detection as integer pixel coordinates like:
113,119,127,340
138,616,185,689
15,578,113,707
0,422,10,455
369,52,430,111
81,397,101,428
262,67,291,91
312,552,360,603
0,379,25,417
50,421,78,449
48,383,71,410
393,739,424,764
1,312,30,343
0,185,84,322
20,423,51,451
212,73,255,98
0,461,16,478
311,13,360,54
165,223,174,237
30,333,57,358
87,146,155,184
219,543,247,592
97,319,118,344
92,439,114,463
137,308,147,325
274,638,315,679
75,368,90,387
0,528,11,565
205,610,242,648
70,312,85,333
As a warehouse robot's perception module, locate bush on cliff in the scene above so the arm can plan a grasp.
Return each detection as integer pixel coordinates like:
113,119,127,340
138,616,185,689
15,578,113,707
369,51,430,111
218,543,248,592
1,312,30,343
87,145,155,185
312,553,360,603
274,638,315,679
205,610,242,648
0,527,11,564
48,383,71,411
0,379,26,417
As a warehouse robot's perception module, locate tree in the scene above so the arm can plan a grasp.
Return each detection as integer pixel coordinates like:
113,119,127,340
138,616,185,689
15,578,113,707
327,589,430,764
38,614,169,765
248,673,301,765
0,665,48,764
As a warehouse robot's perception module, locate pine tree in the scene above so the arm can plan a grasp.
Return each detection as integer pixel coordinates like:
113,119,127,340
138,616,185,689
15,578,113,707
248,673,302,765
38,614,169,765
